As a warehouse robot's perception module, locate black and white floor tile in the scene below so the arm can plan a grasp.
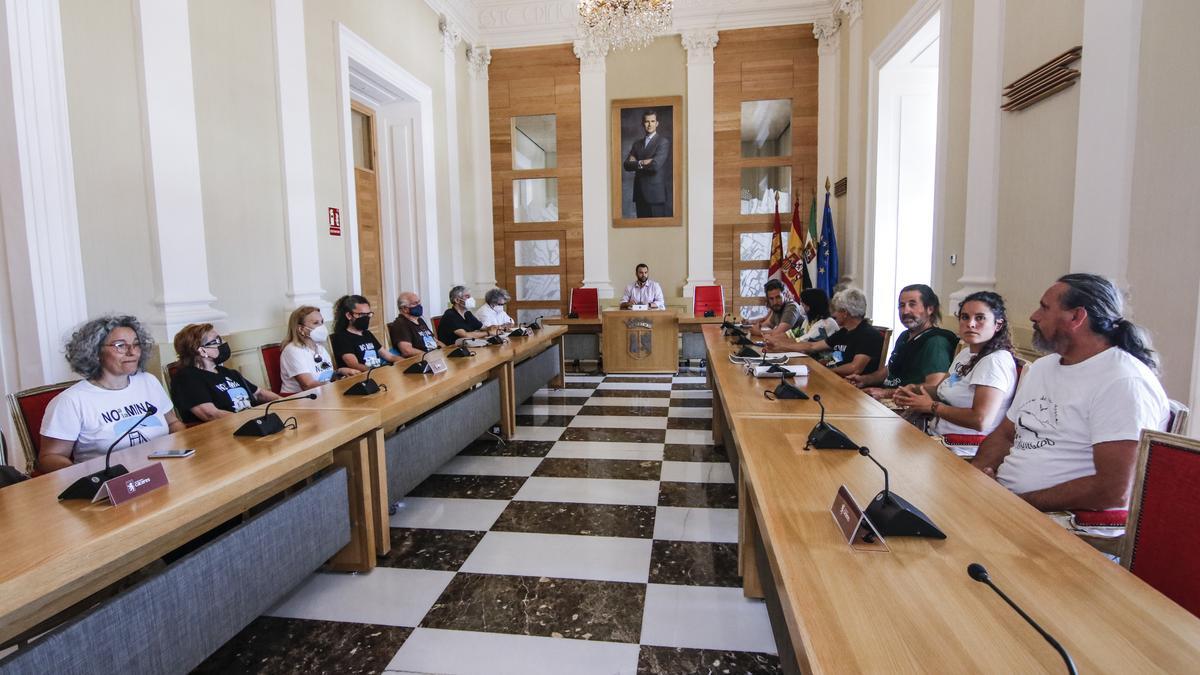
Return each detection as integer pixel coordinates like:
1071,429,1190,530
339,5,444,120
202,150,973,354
195,371,780,675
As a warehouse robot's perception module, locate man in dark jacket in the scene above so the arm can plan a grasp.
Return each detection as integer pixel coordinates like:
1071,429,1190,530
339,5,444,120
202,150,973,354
623,109,671,217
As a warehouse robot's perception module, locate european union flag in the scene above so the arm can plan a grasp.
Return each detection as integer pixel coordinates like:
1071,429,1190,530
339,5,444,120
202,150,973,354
815,190,839,295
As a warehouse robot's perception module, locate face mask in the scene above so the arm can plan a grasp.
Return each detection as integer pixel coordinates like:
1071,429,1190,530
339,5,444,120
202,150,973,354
409,304,424,318
464,296,476,309
308,324,329,342
211,342,232,365
351,315,371,331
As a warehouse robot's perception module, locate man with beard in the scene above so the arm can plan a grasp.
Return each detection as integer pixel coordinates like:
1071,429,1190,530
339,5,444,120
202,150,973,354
847,284,957,399
972,274,1168,511
749,279,803,340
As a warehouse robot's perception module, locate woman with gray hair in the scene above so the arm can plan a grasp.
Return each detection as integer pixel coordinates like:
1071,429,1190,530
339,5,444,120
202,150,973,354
476,288,516,331
792,287,885,378
39,315,185,472
437,285,498,345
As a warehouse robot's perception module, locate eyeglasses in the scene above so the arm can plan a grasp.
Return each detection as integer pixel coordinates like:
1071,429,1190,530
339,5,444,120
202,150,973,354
351,311,375,318
105,341,143,355
201,337,224,347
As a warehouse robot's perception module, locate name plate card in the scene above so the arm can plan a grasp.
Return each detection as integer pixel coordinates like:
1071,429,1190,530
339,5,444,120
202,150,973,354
92,462,169,505
830,485,888,552
427,353,448,374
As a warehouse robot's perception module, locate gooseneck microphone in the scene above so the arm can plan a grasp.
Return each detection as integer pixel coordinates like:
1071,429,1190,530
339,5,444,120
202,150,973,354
967,563,1078,674
805,394,857,449
58,404,159,500
404,350,434,374
857,446,945,539
234,393,317,437
345,364,387,396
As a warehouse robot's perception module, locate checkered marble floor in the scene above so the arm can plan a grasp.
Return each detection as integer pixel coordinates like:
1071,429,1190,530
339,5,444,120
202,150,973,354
193,371,780,675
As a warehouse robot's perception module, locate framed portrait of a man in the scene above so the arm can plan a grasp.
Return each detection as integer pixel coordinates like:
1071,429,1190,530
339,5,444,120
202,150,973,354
611,96,683,227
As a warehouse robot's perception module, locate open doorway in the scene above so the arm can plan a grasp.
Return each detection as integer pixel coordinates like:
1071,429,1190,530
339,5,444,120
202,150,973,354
869,13,940,332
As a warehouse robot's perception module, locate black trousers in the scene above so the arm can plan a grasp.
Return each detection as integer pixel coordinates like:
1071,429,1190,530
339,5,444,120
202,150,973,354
634,200,668,218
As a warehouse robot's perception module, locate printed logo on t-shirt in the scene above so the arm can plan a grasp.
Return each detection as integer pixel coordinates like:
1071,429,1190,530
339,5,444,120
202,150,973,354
421,332,437,351
1013,396,1059,450
358,343,380,368
215,377,252,412
104,401,163,447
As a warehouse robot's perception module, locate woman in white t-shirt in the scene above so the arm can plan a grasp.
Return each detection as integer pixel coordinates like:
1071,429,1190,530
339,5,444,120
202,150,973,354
893,291,1018,457
39,315,186,472
279,305,359,394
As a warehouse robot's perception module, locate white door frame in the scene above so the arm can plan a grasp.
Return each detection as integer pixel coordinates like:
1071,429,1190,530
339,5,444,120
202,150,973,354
334,23,441,316
862,0,952,308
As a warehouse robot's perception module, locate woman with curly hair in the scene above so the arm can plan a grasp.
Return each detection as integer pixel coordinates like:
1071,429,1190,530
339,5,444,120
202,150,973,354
39,315,185,472
893,291,1019,456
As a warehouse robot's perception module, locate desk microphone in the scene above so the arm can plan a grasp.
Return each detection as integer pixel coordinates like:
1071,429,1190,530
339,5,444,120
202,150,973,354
233,393,316,437
967,563,1078,674
404,350,434,374
528,316,543,331
805,394,857,449
345,364,388,396
858,446,944,538
448,345,475,358
58,404,158,500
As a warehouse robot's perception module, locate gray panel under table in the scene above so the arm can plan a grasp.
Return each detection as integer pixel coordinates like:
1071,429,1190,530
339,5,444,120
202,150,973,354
0,467,351,675
563,333,599,361
681,332,706,360
514,342,561,404
386,378,501,502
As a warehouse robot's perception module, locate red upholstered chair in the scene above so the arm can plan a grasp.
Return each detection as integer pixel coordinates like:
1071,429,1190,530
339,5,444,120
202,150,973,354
1120,430,1200,617
692,285,724,318
163,360,184,389
8,380,77,472
569,287,599,318
259,343,283,395
432,316,442,333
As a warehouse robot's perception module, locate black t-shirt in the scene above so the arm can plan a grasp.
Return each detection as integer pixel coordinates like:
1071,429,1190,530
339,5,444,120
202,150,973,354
437,308,482,345
331,329,385,368
170,365,260,424
825,320,884,373
388,316,438,353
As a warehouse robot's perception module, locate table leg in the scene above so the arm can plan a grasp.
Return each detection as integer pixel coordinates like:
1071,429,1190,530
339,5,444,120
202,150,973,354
550,335,566,389
712,384,726,446
739,472,764,599
497,362,516,440
328,435,377,572
365,427,390,555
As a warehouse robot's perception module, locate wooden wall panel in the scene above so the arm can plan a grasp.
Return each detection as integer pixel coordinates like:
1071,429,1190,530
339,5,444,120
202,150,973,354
714,25,819,315
488,45,582,317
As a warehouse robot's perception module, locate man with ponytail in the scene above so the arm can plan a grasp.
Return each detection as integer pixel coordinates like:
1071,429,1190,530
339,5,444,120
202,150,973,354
973,274,1168,511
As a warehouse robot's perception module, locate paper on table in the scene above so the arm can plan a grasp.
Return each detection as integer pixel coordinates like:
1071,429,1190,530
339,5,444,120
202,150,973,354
766,352,808,359
749,364,809,378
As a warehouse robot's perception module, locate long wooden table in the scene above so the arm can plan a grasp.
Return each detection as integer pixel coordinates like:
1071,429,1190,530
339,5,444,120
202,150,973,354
704,325,1200,673
0,406,380,645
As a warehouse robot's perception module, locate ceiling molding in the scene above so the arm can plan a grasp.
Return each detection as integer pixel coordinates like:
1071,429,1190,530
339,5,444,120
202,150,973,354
423,0,482,46
467,0,836,50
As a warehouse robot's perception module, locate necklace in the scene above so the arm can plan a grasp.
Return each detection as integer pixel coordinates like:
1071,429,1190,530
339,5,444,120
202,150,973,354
91,376,130,391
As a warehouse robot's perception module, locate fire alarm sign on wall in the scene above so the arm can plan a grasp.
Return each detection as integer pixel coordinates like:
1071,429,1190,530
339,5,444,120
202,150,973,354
328,207,341,236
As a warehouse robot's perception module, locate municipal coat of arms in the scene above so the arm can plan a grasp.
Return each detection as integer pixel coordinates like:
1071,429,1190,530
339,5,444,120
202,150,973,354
625,318,653,359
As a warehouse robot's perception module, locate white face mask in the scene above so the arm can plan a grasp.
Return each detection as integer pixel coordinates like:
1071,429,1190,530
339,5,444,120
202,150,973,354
464,296,476,309
308,324,329,342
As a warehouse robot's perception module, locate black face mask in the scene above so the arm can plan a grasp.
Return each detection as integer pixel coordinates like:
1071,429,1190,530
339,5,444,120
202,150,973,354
206,342,232,365
352,316,371,331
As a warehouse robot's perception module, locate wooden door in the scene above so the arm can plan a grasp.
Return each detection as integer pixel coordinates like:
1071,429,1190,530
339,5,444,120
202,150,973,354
351,101,385,338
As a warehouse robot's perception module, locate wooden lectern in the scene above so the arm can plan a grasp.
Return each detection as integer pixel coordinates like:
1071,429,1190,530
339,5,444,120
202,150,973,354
600,309,679,373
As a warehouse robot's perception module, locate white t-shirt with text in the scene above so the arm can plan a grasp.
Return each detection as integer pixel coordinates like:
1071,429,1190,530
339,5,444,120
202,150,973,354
476,303,514,328
930,348,1018,437
996,347,1168,495
280,342,335,395
40,371,174,464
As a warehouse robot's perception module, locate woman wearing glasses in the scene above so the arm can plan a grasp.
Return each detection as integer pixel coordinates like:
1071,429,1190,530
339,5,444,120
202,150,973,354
38,315,185,472
169,323,279,424
330,294,401,372
280,305,359,394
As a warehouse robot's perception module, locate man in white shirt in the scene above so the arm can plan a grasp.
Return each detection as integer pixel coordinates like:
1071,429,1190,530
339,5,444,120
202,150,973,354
973,274,1169,511
620,263,665,309
476,288,516,330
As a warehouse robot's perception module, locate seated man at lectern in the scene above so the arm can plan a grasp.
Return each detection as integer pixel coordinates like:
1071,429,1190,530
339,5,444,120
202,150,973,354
619,263,665,310
749,279,802,340
972,274,1168,512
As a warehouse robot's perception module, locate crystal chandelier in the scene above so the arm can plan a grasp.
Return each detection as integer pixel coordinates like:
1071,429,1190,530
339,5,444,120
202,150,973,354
578,0,674,52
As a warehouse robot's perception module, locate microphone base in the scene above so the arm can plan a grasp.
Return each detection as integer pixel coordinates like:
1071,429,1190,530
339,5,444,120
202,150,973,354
806,421,858,449
234,413,286,437
448,346,474,358
58,464,129,500
404,361,434,374
344,379,381,396
734,336,753,346
865,491,946,539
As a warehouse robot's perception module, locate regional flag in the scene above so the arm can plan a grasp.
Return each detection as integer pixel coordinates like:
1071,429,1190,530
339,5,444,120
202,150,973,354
803,193,819,288
767,195,788,295
783,196,811,294
815,189,840,295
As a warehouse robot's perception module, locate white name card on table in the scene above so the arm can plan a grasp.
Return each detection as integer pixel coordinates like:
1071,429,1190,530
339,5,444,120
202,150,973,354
427,352,448,374
631,304,649,311
749,364,809,378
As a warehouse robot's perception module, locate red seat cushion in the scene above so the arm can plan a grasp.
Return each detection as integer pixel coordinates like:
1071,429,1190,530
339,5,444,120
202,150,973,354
570,288,599,318
1070,509,1128,528
260,344,283,395
693,285,724,318
15,385,73,458
1128,440,1200,617
941,433,987,446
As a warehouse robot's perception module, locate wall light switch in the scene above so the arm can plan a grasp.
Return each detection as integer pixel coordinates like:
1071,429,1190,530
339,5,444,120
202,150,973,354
949,254,957,265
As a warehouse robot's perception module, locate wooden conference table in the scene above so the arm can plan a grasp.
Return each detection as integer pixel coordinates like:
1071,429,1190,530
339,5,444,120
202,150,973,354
0,326,566,652
703,325,1200,673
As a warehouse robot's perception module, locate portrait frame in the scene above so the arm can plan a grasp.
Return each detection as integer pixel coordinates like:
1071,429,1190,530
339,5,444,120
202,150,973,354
610,96,683,228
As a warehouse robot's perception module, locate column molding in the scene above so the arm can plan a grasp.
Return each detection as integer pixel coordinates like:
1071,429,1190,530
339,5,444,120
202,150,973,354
132,0,226,339
271,0,330,316
841,0,863,287
466,45,497,292
951,0,1005,307
574,38,614,298
440,18,466,288
814,15,840,228
0,0,89,387
1069,0,1143,286
681,29,719,297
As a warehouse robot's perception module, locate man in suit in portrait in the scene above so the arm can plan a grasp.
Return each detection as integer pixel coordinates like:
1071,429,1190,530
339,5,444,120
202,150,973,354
623,109,671,218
